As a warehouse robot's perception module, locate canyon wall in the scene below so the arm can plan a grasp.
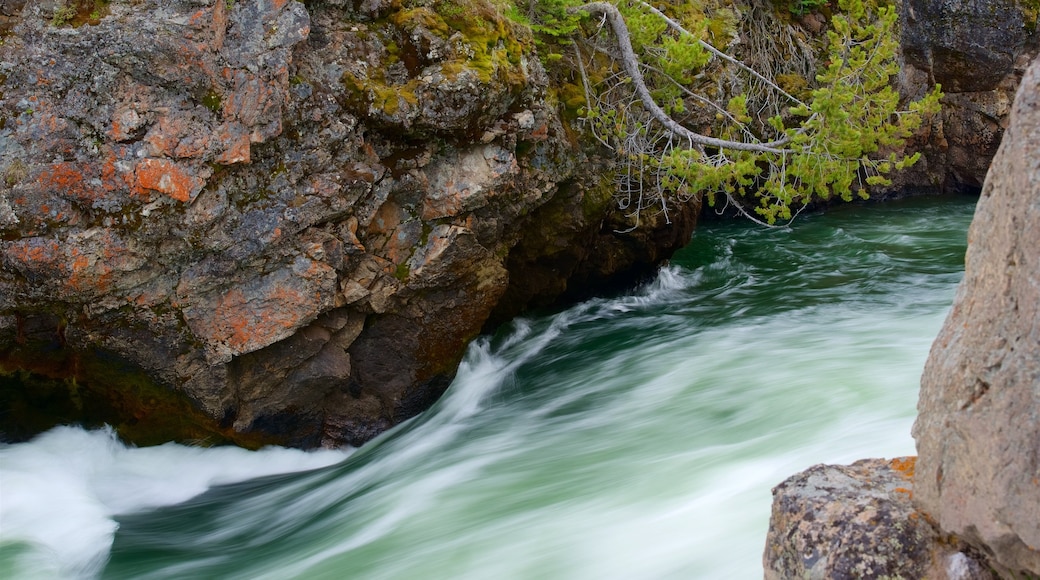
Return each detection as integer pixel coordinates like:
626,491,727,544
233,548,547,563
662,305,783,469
0,0,697,447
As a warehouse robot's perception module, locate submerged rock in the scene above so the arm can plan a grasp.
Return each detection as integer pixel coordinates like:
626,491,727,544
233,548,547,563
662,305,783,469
0,0,696,447
913,55,1040,577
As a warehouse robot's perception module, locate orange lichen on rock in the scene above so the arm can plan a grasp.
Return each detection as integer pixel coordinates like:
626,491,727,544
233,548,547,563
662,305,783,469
37,162,101,204
181,263,337,360
4,238,62,271
218,286,308,352
889,456,917,479
214,124,251,165
134,158,203,202
2,233,124,295
66,248,113,293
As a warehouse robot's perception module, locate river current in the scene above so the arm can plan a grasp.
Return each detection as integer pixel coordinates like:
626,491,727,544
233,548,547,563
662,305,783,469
0,195,977,579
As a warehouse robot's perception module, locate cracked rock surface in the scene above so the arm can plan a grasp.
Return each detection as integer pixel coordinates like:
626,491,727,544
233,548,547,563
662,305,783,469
0,0,698,447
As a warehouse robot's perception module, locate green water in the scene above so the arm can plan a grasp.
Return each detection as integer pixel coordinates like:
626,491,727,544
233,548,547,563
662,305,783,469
0,195,977,579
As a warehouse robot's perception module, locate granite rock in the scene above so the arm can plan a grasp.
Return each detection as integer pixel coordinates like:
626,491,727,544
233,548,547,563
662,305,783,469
913,55,1040,577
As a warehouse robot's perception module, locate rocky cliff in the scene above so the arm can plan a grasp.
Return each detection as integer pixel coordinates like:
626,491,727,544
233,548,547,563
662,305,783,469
0,0,697,447
766,49,1040,580
0,0,1033,451
896,0,1038,194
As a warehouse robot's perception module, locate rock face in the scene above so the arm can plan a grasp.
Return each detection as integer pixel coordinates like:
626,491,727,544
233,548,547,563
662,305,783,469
912,55,1040,577
764,458,995,580
902,0,1031,93
899,0,1038,192
0,0,696,447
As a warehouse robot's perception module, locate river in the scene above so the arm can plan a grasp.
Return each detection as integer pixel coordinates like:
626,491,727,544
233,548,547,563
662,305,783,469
0,194,977,579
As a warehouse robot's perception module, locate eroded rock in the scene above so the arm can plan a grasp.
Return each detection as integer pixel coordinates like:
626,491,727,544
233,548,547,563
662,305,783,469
0,0,698,448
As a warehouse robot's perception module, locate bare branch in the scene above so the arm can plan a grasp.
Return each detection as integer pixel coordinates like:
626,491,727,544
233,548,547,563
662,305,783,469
630,0,809,109
574,2,792,155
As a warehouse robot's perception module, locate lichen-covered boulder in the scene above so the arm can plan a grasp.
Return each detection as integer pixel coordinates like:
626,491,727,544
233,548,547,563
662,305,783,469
764,458,994,580
0,0,697,448
913,56,1040,577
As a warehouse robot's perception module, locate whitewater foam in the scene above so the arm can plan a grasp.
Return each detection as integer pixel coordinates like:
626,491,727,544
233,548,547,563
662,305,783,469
0,426,351,578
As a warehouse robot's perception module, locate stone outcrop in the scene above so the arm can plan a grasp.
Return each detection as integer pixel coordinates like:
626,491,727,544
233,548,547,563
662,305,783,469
0,0,696,447
764,458,994,580
912,55,1040,577
898,0,1038,193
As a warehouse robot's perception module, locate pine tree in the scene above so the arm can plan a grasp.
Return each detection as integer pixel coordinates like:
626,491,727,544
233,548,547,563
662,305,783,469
545,0,942,224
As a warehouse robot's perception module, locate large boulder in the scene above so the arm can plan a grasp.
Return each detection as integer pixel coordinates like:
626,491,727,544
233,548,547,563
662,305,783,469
764,458,994,580
0,0,696,448
912,55,1040,577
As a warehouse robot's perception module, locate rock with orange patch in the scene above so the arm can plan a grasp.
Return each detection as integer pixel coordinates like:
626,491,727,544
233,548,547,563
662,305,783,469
765,458,995,580
0,0,701,453
134,158,206,202
1,229,149,302
180,258,337,362
36,162,103,205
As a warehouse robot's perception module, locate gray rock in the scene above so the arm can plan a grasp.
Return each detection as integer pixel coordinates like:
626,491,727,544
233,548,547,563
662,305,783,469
898,0,1038,192
913,55,1040,577
764,458,995,580
902,0,1031,92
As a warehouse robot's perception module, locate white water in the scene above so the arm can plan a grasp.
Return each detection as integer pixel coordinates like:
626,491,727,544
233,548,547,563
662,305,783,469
0,196,976,579
0,428,351,578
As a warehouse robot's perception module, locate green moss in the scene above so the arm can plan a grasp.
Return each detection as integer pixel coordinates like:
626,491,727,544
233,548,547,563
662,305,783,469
202,89,223,114
50,3,77,27
1021,0,1039,32
394,261,411,280
340,0,534,123
412,0,531,85
390,7,452,36
49,0,110,27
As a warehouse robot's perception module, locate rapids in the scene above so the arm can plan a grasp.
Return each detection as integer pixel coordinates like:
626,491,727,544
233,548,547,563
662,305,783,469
0,195,977,579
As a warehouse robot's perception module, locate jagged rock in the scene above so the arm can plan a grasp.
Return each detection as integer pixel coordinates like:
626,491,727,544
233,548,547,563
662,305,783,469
898,0,1038,192
764,457,995,580
913,56,1040,577
902,0,1030,92
0,0,697,447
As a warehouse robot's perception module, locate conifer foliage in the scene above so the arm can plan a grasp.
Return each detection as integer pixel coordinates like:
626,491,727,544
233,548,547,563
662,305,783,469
533,0,942,224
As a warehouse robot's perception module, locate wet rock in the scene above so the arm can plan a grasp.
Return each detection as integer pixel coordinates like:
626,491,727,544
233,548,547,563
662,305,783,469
0,0,698,448
913,55,1040,577
764,457,995,580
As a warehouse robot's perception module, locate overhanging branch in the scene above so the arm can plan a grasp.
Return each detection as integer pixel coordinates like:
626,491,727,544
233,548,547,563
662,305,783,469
574,2,792,155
